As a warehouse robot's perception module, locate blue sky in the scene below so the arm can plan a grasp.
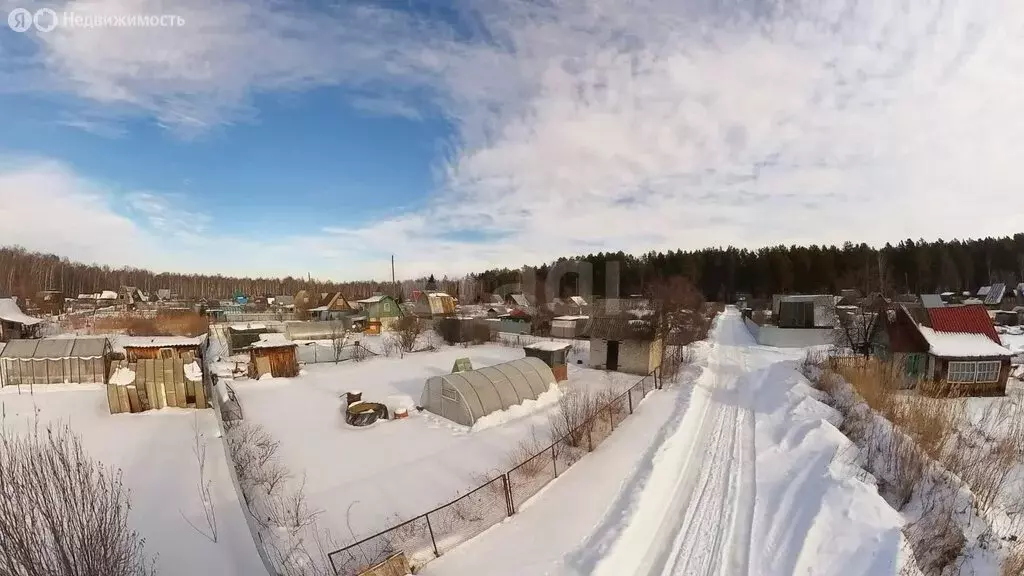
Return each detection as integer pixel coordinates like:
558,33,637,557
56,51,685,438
0,0,1021,281
1,87,446,236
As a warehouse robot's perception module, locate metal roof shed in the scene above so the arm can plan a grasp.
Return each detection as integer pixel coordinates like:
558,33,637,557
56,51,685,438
419,357,556,426
0,337,111,388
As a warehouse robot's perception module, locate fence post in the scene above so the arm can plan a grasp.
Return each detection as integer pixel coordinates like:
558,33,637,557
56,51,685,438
608,405,614,431
587,424,593,452
551,444,558,478
425,513,440,558
328,550,338,575
502,473,514,516
628,387,634,414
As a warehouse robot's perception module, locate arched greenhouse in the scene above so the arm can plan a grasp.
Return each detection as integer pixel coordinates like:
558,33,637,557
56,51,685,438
419,357,556,426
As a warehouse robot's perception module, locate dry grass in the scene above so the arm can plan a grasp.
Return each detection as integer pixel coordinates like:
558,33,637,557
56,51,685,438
1002,543,1024,576
811,354,1024,576
89,312,209,337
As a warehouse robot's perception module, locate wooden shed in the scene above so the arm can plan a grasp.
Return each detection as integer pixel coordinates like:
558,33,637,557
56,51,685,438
248,334,299,378
524,341,572,381
121,335,205,362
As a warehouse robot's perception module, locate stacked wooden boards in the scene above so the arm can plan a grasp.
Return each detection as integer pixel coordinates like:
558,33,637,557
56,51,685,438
106,352,207,414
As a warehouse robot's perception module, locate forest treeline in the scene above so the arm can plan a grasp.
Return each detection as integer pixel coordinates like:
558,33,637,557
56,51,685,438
1,234,1022,303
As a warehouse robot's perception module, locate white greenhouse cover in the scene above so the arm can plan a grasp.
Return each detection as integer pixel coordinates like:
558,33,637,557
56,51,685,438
420,356,556,426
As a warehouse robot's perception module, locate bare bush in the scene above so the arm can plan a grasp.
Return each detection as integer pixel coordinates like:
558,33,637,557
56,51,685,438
330,321,348,363
380,334,402,358
393,316,423,353
548,387,603,450
0,422,156,576
181,414,218,543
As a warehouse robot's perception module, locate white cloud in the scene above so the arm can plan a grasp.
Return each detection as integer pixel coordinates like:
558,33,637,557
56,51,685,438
2,0,1023,279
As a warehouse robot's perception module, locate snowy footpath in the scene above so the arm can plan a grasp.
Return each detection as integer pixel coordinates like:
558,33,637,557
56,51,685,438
423,308,904,576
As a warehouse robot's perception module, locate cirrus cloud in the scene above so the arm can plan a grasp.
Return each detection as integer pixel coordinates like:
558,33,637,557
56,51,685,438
1,0,1022,279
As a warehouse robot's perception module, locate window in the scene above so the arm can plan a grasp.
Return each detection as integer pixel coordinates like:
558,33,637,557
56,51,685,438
947,361,977,383
976,361,1001,383
441,386,458,402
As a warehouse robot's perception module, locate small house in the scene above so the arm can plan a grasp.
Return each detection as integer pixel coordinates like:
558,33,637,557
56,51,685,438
310,292,357,322
0,298,42,343
419,357,556,426
228,323,272,354
248,334,299,378
771,295,835,328
413,291,456,318
272,295,295,310
550,315,590,339
354,294,402,331
506,293,533,308
524,341,572,382
33,290,64,315
122,335,205,362
0,337,111,388
588,311,663,375
876,304,1013,396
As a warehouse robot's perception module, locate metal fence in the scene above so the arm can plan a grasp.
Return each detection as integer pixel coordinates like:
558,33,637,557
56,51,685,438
219,312,301,323
328,367,662,575
296,342,378,364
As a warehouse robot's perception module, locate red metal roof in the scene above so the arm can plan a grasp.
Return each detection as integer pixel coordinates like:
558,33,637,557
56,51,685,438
926,305,1000,344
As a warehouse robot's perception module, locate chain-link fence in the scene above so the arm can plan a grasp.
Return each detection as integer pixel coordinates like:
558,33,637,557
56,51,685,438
296,342,377,364
328,367,661,575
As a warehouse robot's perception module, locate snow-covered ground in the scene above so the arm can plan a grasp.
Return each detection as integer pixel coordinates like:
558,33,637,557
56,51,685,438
422,309,905,576
0,385,267,576
231,341,637,543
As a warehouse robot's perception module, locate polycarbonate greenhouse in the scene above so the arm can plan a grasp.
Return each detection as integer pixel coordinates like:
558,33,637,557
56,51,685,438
0,337,111,388
419,357,557,426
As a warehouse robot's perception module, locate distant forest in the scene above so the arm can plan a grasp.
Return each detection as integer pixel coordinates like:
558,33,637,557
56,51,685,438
2,234,1023,303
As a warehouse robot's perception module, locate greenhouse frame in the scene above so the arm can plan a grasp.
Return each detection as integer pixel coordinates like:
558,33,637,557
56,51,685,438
419,356,556,426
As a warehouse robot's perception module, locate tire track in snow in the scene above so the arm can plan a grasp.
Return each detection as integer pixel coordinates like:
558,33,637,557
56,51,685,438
591,310,758,576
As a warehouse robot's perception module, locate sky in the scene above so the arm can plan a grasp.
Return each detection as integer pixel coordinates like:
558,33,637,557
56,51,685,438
0,0,1021,281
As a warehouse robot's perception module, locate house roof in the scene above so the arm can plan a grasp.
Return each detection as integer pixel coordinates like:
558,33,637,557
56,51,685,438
918,327,1012,358
569,296,588,307
250,333,296,349
355,295,391,304
509,294,531,307
589,316,656,341
121,336,205,348
978,286,991,297
926,305,1001,344
920,294,946,309
984,283,1006,306
525,341,573,352
0,298,42,326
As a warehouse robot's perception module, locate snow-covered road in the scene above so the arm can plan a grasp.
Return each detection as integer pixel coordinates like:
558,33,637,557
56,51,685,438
423,308,905,576
591,308,758,576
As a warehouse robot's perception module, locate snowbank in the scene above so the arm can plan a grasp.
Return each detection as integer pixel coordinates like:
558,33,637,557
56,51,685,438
0,387,266,576
470,384,562,432
184,361,203,382
109,366,136,386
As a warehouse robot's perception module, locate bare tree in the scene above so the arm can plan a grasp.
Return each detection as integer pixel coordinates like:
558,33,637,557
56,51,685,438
0,422,156,576
330,321,348,363
181,414,218,544
832,302,881,358
393,315,423,353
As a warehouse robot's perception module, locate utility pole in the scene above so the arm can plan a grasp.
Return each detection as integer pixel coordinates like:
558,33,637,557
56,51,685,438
391,255,396,284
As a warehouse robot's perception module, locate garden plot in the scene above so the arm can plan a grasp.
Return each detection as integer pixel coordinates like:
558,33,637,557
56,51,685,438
0,385,267,576
230,343,640,544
